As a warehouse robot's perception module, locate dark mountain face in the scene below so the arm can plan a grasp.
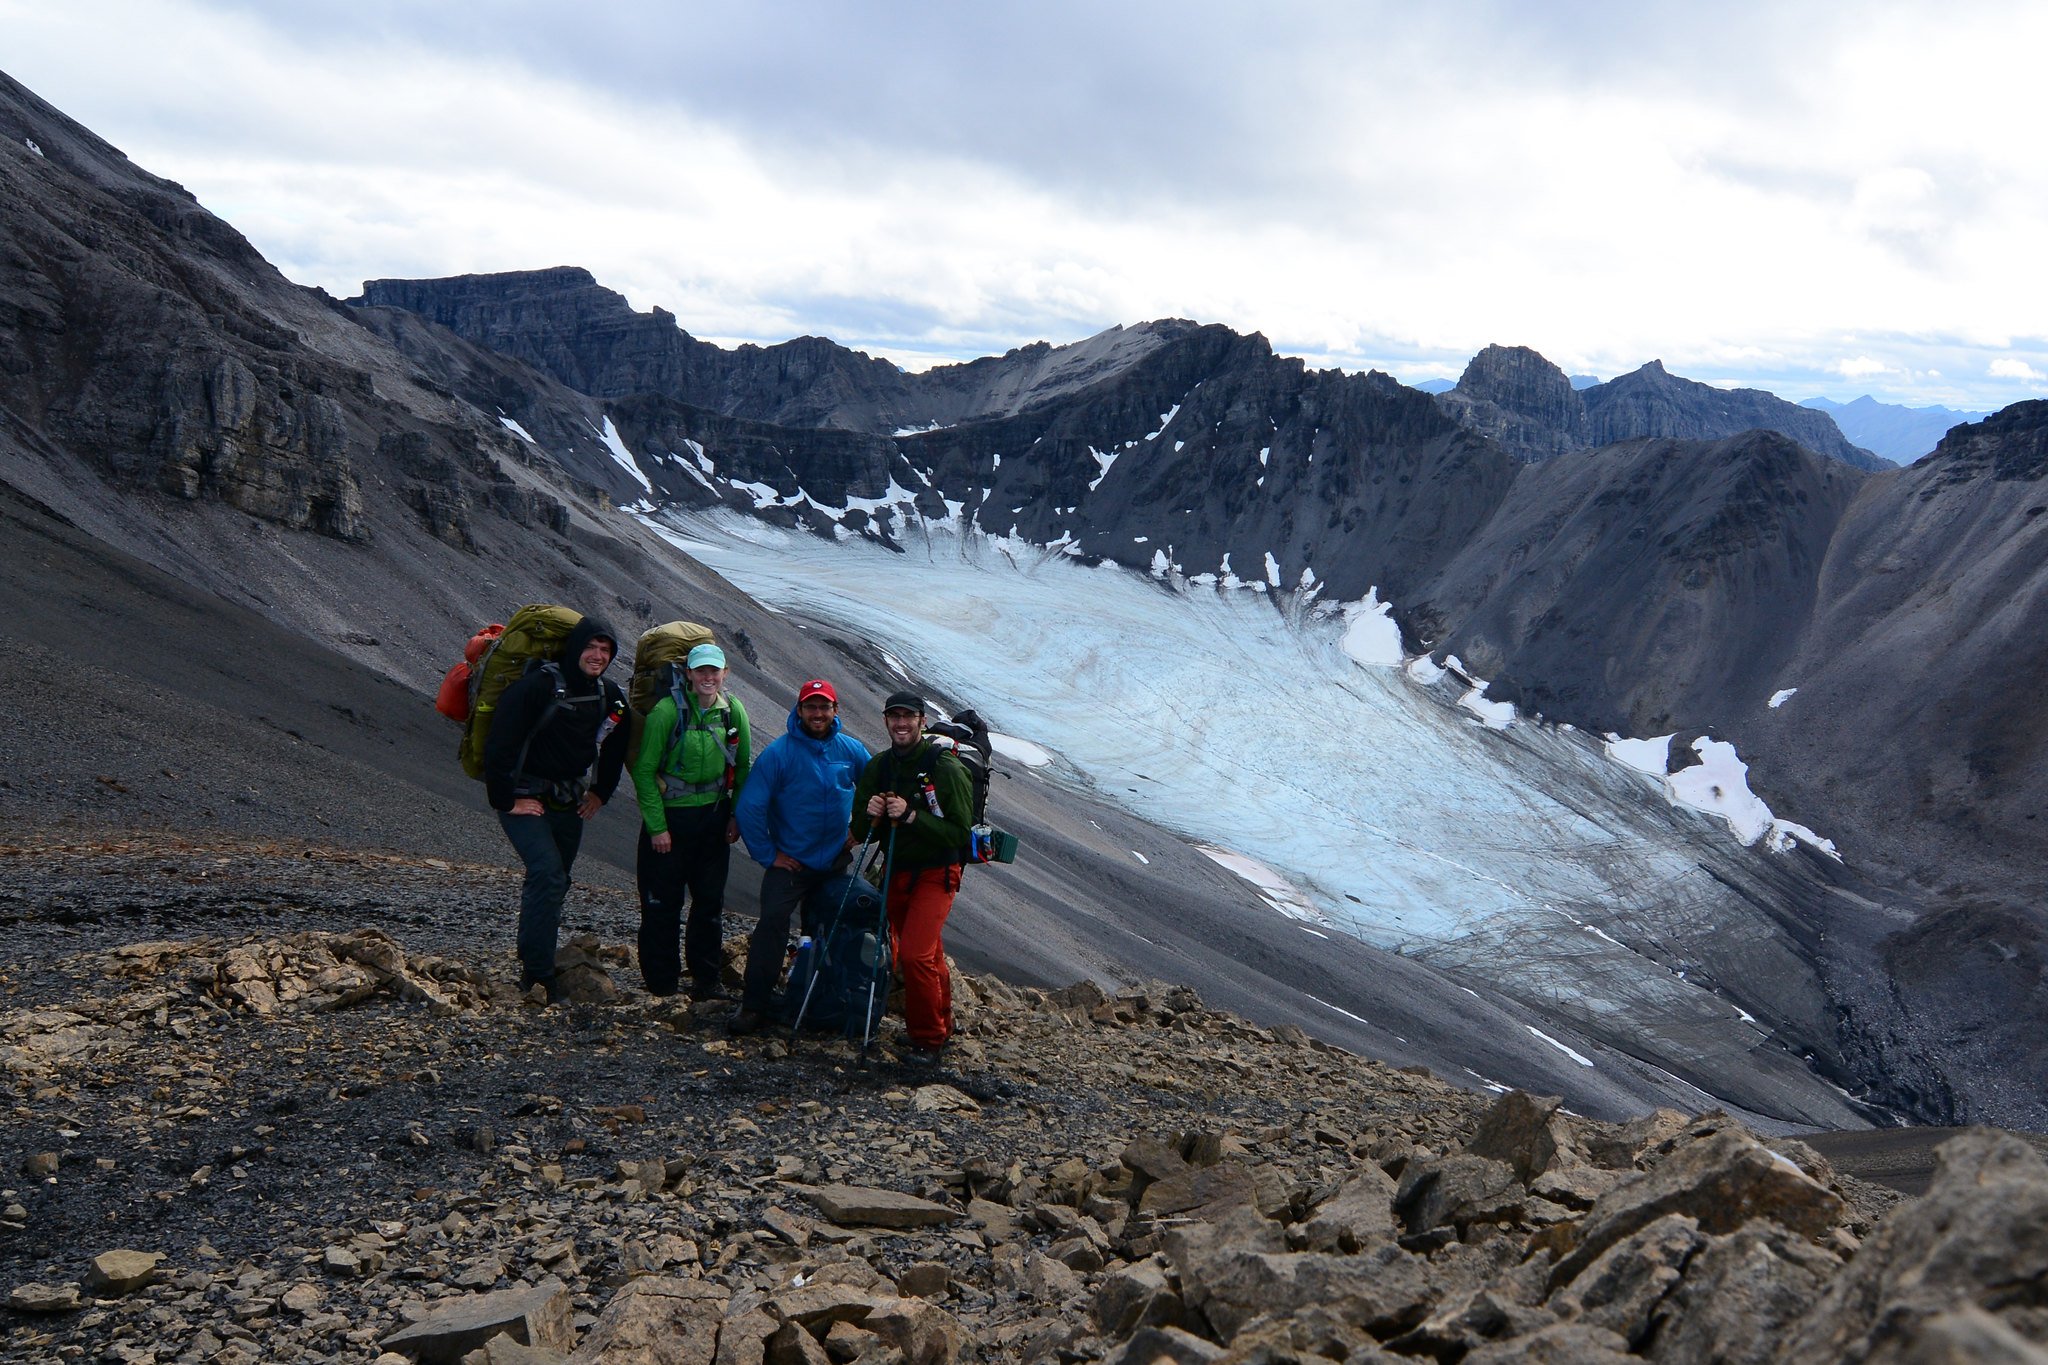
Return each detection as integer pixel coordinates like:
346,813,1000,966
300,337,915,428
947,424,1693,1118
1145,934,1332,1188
1586,361,1887,471
352,269,1206,438
1409,430,1865,736
1432,344,1590,462
1748,404,2048,1121
1434,347,1886,471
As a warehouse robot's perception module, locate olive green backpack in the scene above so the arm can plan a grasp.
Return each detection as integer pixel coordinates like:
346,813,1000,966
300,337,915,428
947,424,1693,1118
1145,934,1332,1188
456,604,582,780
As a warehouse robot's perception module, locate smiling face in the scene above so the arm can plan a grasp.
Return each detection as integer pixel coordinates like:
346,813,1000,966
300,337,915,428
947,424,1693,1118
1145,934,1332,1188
688,663,725,701
578,637,615,678
883,706,924,750
797,696,837,738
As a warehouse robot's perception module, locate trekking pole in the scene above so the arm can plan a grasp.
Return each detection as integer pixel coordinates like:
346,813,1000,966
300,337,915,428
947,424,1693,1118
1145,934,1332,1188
859,819,899,1065
789,830,877,1038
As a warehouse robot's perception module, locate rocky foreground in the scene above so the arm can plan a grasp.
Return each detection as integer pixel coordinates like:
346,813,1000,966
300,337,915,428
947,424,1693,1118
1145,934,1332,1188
3,836,2046,1364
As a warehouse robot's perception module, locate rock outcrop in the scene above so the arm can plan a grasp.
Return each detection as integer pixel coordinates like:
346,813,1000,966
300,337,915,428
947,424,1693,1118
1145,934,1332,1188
1583,360,1885,471
1434,345,1591,462
1435,349,1883,470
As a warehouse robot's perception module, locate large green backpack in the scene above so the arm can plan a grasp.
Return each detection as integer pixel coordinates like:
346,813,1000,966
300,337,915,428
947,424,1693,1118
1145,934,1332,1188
457,604,582,780
626,619,715,757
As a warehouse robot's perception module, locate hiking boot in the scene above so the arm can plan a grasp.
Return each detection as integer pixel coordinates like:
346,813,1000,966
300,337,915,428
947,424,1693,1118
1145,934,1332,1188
726,1007,767,1037
688,981,731,1003
903,1040,949,1065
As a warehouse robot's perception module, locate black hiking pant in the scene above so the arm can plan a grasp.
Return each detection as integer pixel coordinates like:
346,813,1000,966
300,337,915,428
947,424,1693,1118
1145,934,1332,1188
636,803,731,995
500,805,585,987
739,863,835,1013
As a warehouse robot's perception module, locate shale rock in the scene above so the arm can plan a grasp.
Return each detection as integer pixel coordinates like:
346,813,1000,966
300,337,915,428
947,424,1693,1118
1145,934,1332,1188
82,1249,163,1295
382,1278,575,1363
1778,1130,2048,1361
567,1275,723,1364
1549,1122,1844,1287
802,1185,962,1229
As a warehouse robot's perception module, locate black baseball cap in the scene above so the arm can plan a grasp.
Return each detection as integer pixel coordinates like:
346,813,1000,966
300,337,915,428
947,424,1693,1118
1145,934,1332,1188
883,691,926,714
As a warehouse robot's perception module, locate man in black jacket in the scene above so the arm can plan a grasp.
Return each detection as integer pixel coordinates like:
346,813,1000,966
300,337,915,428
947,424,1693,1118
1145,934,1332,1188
483,616,631,1000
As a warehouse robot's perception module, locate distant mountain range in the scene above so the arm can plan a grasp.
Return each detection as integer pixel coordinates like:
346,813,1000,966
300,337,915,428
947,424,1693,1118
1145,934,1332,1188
1803,394,1992,465
3,64,2044,1128
1434,344,1887,470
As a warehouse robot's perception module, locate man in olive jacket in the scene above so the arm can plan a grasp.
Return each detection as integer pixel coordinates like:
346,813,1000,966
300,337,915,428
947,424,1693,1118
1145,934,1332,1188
850,691,973,1058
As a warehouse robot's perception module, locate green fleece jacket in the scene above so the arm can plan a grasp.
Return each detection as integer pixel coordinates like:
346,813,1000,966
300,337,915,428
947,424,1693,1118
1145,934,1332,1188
630,692,752,835
851,739,974,871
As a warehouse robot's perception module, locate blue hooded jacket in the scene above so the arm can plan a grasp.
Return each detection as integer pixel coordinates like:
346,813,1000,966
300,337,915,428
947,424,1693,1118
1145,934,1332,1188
734,707,873,871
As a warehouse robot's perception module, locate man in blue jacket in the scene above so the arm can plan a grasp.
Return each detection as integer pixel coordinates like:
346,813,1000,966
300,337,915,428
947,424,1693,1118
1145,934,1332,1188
729,679,871,1033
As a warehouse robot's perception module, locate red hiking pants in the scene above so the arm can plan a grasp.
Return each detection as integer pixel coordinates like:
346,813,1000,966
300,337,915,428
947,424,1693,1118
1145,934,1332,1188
886,864,960,1048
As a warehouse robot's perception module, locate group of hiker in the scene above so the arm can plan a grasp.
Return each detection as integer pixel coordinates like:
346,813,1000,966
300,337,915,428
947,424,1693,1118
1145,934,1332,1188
460,610,975,1061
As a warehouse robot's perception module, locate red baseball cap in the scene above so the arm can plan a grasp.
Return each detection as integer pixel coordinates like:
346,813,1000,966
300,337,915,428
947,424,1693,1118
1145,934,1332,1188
796,679,838,705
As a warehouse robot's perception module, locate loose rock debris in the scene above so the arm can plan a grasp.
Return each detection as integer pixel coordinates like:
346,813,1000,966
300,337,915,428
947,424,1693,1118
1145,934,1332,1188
2,836,2042,1363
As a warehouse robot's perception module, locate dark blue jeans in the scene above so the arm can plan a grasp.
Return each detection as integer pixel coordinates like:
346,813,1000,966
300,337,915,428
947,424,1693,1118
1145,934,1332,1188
636,803,732,995
500,806,585,985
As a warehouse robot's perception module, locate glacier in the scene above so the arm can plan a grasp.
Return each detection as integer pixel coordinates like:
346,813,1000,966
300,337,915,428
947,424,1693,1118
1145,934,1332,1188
648,508,1871,1125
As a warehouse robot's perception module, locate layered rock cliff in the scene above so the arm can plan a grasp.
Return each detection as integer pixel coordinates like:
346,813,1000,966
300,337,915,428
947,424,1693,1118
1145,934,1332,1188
1434,347,1884,470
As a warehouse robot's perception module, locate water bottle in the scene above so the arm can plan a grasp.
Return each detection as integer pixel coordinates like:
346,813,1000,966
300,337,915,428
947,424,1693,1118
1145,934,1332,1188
791,935,813,985
860,931,879,969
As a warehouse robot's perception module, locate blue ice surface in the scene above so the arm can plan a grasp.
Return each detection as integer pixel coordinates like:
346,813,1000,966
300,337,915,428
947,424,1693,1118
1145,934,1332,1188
649,511,1715,952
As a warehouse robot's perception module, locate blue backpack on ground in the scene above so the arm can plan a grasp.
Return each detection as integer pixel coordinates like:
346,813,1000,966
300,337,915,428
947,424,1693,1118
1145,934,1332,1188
777,874,890,1038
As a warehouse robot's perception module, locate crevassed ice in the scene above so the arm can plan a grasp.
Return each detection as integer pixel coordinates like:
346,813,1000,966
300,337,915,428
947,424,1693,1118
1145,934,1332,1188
652,510,1778,948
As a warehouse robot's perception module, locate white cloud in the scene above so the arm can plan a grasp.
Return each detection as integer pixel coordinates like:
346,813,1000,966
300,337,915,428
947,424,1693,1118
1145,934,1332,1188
1989,359,2045,381
1830,356,1893,379
5,0,2048,409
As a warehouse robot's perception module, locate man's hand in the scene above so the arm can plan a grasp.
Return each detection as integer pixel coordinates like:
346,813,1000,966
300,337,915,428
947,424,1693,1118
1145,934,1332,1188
725,818,741,845
509,797,544,817
650,831,673,854
772,852,802,871
577,791,604,820
865,793,887,818
881,794,910,821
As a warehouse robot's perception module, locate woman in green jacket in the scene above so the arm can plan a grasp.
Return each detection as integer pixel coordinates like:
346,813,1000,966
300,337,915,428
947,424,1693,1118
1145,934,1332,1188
629,642,751,998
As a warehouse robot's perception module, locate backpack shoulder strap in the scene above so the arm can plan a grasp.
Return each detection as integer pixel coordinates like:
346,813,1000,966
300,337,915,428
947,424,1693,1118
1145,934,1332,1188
511,662,570,784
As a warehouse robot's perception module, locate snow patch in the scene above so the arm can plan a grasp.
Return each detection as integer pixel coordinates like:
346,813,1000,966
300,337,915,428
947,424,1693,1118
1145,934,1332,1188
990,733,1052,767
1405,655,1446,685
1606,734,1673,776
1198,846,1328,925
1668,738,1777,844
1459,687,1516,729
1307,994,1371,1026
1131,850,1150,865
1526,1026,1596,1068
1769,688,1798,708
499,416,537,444
596,416,653,493
1340,592,1403,667
1087,445,1119,492
1143,403,1181,440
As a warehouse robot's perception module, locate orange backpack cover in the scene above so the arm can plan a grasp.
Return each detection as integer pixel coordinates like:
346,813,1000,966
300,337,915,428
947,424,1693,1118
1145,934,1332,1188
434,624,505,721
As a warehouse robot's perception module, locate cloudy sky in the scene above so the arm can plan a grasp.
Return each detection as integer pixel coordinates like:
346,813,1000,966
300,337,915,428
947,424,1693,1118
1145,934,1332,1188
9,0,2046,408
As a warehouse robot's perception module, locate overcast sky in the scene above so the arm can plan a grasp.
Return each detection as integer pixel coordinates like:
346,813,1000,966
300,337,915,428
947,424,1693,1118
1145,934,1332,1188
8,0,2046,408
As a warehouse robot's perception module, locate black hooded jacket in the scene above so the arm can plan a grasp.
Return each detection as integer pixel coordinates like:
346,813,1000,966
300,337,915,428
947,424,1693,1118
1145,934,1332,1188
483,615,631,812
